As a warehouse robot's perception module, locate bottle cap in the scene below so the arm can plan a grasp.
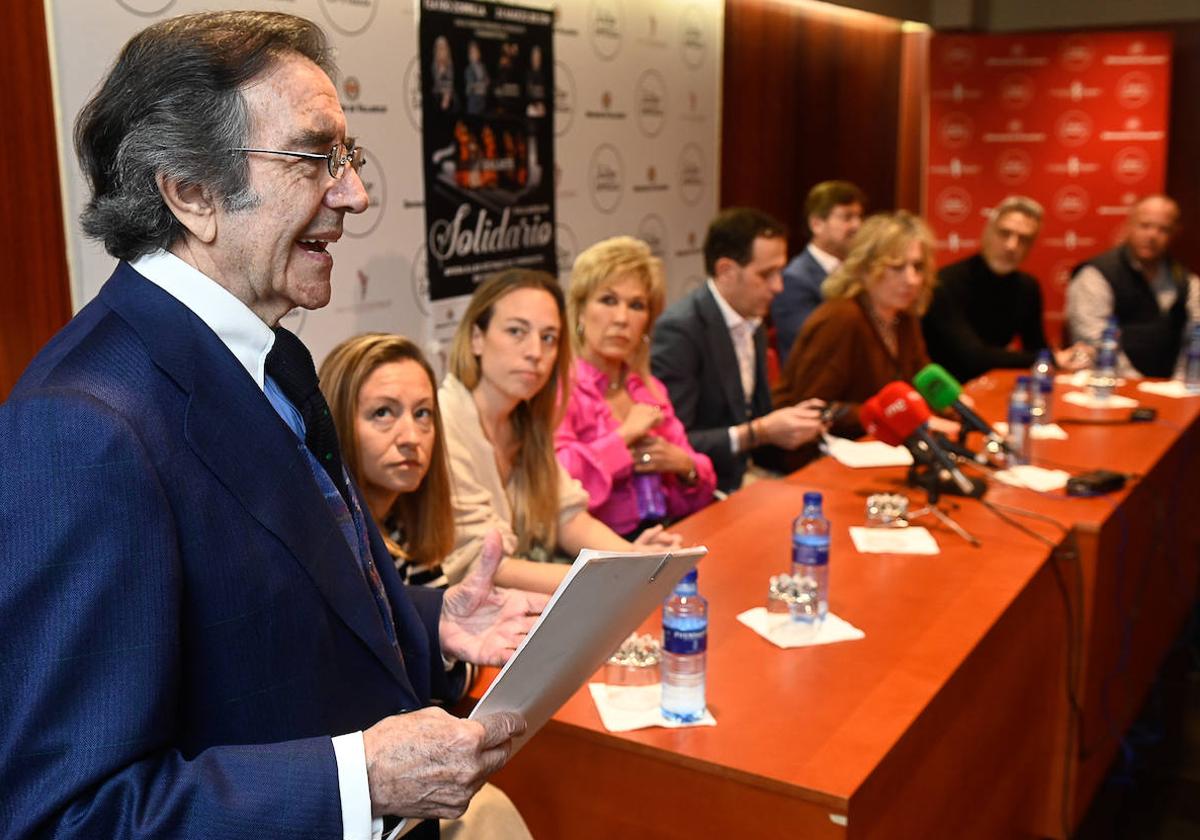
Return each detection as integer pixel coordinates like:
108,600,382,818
678,568,698,586
1016,375,1032,386
802,490,822,507
1036,349,1052,361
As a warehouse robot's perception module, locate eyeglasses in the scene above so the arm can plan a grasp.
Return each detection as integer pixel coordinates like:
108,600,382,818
229,138,367,179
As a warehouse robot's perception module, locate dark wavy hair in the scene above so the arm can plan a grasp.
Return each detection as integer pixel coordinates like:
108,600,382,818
702,207,787,277
73,11,334,260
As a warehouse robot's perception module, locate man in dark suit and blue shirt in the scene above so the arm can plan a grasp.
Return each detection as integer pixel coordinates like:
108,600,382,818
771,181,865,364
0,12,542,839
651,208,826,494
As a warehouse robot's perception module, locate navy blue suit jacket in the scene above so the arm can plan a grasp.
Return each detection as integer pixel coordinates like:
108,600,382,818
772,248,828,365
0,263,451,838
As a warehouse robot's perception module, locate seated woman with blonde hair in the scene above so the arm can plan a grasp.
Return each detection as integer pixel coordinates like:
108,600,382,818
775,210,958,439
557,236,717,537
440,268,681,594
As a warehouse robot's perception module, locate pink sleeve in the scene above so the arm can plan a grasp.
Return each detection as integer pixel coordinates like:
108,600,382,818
647,375,717,518
554,388,634,511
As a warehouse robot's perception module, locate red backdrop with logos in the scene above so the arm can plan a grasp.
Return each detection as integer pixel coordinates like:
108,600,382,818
926,31,1172,337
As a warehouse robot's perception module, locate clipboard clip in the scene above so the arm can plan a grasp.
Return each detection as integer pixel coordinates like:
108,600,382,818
648,552,672,583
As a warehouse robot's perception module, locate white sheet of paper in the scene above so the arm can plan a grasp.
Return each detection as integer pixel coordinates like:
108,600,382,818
848,525,940,554
1062,390,1138,410
736,607,865,648
994,421,1068,440
823,434,914,468
993,465,1071,492
1137,380,1199,399
469,545,707,756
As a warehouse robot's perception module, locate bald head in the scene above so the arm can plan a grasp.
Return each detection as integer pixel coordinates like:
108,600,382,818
1126,195,1179,266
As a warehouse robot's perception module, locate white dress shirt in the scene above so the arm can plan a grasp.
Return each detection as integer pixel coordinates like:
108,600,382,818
807,242,841,276
707,278,761,454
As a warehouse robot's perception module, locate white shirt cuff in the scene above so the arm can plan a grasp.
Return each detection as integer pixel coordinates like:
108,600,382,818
728,426,741,455
332,731,402,840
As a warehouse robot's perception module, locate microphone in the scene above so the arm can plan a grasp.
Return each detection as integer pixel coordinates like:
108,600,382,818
912,363,1011,455
861,382,977,495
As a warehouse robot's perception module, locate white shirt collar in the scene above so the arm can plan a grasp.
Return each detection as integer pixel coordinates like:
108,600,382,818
706,278,761,332
807,243,841,275
130,249,276,390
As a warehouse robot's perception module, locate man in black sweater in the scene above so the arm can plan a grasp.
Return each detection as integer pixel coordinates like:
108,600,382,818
923,195,1089,383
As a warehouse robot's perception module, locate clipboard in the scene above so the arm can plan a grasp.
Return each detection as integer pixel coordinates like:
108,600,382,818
469,545,707,754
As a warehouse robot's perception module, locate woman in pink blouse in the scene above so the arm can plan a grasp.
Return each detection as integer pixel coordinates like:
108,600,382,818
557,236,717,537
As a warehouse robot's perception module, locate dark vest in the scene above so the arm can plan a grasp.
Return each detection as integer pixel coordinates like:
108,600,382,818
1075,246,1188,377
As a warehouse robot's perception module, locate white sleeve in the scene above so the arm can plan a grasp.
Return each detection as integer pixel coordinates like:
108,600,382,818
332,732,399,840
1068,266,1138,375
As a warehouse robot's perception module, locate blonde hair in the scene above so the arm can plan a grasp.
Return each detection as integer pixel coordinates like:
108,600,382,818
449,269,571,556
567,235,665,382
821,210,937,316
319,333,455,569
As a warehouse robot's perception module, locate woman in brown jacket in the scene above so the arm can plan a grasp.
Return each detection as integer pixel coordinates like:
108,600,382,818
775,211,956,439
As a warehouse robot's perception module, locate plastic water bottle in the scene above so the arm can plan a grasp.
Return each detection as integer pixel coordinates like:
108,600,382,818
1091,319,1119,399
1006,376,1033,466
633,473,667,522
1183,323,1200,393
790,491,830,622
661,569,707,722
1031,350,1054,425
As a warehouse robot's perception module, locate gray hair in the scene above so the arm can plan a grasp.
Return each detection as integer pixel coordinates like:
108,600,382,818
74,11,335,261
986,195,1044,228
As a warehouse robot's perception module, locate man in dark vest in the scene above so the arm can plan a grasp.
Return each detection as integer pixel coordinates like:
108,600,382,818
1067,195,1199,377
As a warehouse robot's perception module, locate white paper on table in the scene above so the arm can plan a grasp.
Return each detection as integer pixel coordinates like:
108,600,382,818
822,434,914,468
1062,390,1138,410
469,545,707,756
1056,371,1126,388
1137,380,1199,399
586,683,717,732
994,421,1068,440
848,525,940,555
993,464,1071,492
736,607,866,648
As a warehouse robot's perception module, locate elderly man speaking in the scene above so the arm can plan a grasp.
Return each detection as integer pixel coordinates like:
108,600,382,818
0,12,543,839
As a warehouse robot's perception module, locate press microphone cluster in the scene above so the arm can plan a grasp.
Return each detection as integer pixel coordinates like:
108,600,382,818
912,363,1012,457
859,382,977,495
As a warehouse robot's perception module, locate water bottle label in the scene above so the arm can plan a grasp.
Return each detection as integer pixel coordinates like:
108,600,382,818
663,625,707,655
791,540,829,567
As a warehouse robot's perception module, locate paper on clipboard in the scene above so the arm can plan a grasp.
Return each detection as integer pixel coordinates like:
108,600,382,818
469,545,707,755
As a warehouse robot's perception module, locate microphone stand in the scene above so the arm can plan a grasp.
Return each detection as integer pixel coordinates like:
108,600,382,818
904,447,983,547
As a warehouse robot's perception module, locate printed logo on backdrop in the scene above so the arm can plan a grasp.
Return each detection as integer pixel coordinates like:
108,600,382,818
995,149,1033,185
555,162,578,200
589,0,623,61
1045,155,1099,177
344,148,386,238
681,89,706,124
633,165,668,194
674,229,702,259
637,214,669,260
116,0,176,16
635,71,667,137
1055,110,1093,147
335,267,394,314
585,90,627,120
935,187,972,224
1059,37,1096,72
1044,230,1098,251
419,0,557,301
1049,80,1101,103
1104,40,1168,66
985,43,1048,68
555,223,578,280
929,158,982,179
403,56,422,131
588,144,624,213
939,37,975,72
555,60,576,136
1117,72,1153,109
552,3,580,37
1053,186,1090,222
680,6,706,70
1112,147,1151,184
341,75,389,116
931,82,983,104
937,113,974,149
934,232,979,254
677,144,705,206
411,246,431,316
638,13,667,48
319,0,379,37
999,74,1035,110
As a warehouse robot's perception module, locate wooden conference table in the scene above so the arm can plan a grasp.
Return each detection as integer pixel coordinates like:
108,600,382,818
482,372,1200,839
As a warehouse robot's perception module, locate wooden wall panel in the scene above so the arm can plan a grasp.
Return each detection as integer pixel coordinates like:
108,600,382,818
0,2,72,400
1165,24,1200,274
721,0,910,252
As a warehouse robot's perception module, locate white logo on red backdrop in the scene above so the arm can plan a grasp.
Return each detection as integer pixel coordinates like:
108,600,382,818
1112,147,1151,184
1117,71,1153,108
941,38,976,72
999,74,1035,109
1053,186,1090,222
996,149,1033,185
938,113,974,149
1055,110,1093,147
1058,37,1095,72
935,187,972,223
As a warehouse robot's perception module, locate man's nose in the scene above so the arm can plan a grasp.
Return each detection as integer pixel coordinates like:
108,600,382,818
328,165,370,214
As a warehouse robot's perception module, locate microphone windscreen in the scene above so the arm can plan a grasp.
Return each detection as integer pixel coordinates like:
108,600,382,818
859,395,904,446
875,381,932,439
912,363,962,412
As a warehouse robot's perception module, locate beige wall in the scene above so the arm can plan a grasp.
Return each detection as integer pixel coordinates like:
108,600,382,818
812,0,1200,29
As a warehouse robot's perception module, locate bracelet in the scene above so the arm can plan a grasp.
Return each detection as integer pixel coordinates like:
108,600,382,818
745,419,758,450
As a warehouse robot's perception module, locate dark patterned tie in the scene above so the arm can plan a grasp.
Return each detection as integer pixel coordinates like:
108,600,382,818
265,326,351,507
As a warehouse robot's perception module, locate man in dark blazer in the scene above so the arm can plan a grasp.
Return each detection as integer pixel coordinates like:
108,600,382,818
0,13,540,839
771,181,865,365
651,208,826,494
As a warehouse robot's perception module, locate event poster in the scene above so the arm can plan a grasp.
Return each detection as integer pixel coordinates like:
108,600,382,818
420,0,555,301
926,32,1171,331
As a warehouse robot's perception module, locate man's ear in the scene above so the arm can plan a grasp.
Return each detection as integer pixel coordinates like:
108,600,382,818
713,255,739,281
156,173,217,244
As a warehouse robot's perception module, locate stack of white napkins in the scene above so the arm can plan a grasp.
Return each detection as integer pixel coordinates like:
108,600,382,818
736,608,865,649
994,421,1068,440
587,684,717,732
993,464,1071,491
1062,390,1138,410
1137,380,1199,399
823,434,913,468
848,525,940,554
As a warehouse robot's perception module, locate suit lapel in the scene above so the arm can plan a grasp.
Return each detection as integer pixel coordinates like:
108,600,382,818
697,287,749,421
102,264,411,688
